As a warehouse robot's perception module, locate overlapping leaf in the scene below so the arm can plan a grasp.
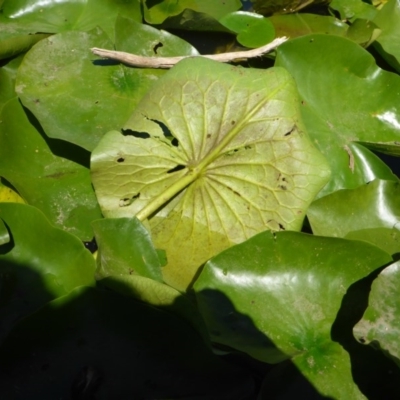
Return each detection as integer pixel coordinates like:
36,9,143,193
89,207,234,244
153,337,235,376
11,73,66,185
194,230,391,398
276,34,400,196
0,203,95,342
16,20,198,151
0,99,102,240
354,261,400,368
91,57,330,290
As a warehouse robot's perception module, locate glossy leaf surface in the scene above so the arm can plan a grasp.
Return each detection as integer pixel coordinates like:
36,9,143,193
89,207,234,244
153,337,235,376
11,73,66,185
0,218,9,245
0,203,95,341
91,57,330,290
0,0,141,40
16,22,198,151
0,286,254,399
307,180,400,254
373,0,400,72
329,0,377,22
143,0,241,25
0,99,102,240
194,230,391,398
354,261,400,367
92,217,163,282
276,34,400,196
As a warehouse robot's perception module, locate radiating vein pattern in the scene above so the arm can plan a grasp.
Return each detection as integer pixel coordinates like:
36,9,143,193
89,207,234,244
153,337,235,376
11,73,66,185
91,57,331,290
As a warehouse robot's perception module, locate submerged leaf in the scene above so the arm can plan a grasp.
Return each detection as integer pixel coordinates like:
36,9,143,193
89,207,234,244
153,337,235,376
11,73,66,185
354,261,400,368
91,57,330,291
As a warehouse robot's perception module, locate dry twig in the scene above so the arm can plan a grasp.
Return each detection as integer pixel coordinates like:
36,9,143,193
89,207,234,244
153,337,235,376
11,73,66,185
91,37,288,69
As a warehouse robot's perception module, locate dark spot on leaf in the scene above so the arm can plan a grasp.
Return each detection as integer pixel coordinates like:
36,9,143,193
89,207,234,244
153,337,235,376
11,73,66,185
171,137,179,147
207,134,211,138
278,223,285,230
310,38,314,43
153,42,163,54
167,164,185,174
122,129,150,138
132,193,140,199
116,157,125,163
147,117,173,138
284,125,296,136
129,268,134,275
244,145,252,150
358,337,366,344
119,193,140,207
301,100,306,105
231,120,236,125
278,185,287,190
33,99,40,104
95,100,99,104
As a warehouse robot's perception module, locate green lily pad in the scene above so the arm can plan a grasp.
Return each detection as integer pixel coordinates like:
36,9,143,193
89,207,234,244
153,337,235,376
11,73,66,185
16,22,198,151
0,203,95,342
0,286,254,399
91,57,330,291
92,217,163,282
307,179,400,240
0,0,141,40
143,0,241,25
354,260,400,368
0,98,102,240
252,0,330,15
194,230,391,398
329,0,378,22
373,0,400,72
276,34,400,196
219,11,275,48
0,33,50,60
0,54,22,112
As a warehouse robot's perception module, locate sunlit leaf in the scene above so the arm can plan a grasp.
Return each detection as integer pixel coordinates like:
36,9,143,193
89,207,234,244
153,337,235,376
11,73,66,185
194,230,391,398
354,261,400,368
92,217,163,282
0,203,95,342
219,11,275,48
307,180,400,248
0,99,102,240
91,57,330,290
0,286,254,399
0,0,141,41
0,218,9,245
276,34,400,196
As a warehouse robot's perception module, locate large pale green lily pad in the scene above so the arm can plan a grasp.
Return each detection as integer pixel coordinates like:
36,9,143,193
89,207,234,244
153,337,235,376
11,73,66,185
194,230,392,398
0,0,141,40
354,261,400,368
0,286,254,399
373,0,400,72
0,99,102,240
92,217,163,282
16,21,198,151
307,180,400,255
91,57,330,290
142,0,241,25
0,203,95,342
276,34,400,196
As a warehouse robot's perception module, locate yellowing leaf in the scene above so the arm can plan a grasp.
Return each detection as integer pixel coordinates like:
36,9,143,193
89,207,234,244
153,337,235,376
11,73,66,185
91,58,330,291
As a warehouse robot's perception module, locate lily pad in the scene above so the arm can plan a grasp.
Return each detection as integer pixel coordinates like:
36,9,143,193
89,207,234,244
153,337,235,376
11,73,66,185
91,57,330,291
0,286,254,399
194,230,391,398
307,179,400,239
252,0,329,15
0,0,141,40
219,11,275,47
0,54,22,112
0,203,95,342
142,0,241,25
329,0,377,22
354,261,400,368
0,99,102,240
92,217,163,282
0,218,9,245
373,0,400,72
276,34,400,196
16,22,198,151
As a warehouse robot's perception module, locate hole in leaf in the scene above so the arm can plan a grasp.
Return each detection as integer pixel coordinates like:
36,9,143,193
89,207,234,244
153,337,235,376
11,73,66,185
284,125,296,136
278,223,285,230
167,165,185,174
116,157,125,163
147,118,173,138
122,129,150,139
171,138,179,147
119,193,140,207
153,42,163,54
